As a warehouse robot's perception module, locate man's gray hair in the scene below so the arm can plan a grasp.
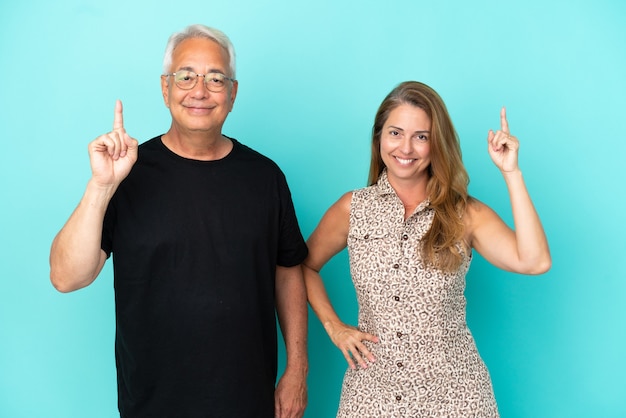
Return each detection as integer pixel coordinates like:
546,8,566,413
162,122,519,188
162,24,236,78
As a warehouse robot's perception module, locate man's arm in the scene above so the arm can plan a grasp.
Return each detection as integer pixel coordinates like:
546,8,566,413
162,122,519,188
274,264,308,418
50,183,114,292
49,100,138,292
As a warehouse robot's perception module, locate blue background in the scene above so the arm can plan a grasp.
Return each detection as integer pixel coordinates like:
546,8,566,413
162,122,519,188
1,0,625,417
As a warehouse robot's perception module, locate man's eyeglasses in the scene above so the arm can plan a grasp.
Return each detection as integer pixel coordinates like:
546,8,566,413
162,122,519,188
163,70,235,92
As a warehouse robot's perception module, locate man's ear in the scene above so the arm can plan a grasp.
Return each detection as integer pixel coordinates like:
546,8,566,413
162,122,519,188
229,80,238,111
160,75,170,108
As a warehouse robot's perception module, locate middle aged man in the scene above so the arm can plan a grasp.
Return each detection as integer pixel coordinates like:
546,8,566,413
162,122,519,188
50,24,309,418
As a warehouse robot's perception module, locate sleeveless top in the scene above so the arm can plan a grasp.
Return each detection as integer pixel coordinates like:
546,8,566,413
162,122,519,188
337,170,499,417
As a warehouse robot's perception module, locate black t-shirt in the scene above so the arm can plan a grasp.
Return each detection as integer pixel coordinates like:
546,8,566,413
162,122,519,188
102,136,308,418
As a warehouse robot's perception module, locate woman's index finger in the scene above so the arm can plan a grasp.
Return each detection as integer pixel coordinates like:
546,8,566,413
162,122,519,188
500,106,509,134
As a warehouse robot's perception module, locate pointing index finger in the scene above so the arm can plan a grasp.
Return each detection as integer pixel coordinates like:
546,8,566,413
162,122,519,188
500,106,509,134
113,99,125,131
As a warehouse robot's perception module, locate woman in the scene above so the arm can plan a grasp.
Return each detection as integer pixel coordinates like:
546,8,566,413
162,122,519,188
303,81,551,417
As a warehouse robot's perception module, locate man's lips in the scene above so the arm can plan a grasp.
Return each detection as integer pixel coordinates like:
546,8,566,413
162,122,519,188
183,104,215,114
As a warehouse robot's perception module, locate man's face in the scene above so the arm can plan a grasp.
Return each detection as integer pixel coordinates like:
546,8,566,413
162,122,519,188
161,37,238,135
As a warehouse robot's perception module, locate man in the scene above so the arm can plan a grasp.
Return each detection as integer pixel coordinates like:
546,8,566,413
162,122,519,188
50,24,308,418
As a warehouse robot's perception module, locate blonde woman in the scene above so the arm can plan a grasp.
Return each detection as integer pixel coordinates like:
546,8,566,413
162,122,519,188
303,81,550,417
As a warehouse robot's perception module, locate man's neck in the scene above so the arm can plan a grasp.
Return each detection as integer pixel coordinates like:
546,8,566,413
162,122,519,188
161,129,233,161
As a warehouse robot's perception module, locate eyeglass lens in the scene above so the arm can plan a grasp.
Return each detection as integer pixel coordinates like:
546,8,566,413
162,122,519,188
173,71,229,92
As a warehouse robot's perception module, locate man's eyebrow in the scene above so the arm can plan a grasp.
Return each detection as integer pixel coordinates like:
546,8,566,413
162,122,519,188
176,65,227,74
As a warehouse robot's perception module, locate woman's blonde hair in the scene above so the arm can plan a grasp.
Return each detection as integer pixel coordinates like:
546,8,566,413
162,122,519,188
368,81,470,271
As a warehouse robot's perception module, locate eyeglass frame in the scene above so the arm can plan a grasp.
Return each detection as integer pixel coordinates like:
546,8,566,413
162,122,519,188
162,70,236,92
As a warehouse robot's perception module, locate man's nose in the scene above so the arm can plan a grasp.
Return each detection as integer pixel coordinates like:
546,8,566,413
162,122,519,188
190,75,210,96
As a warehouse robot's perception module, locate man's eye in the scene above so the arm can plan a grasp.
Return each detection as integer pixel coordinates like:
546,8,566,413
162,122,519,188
206,74,225,84
176,72,194,82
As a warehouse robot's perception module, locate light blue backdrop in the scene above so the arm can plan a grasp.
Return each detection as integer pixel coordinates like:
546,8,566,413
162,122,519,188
1,0,624,417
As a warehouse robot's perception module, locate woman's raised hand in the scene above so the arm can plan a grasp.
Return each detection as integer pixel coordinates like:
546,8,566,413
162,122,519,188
487,107,520,173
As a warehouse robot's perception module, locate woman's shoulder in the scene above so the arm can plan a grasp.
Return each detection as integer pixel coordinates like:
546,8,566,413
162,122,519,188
464,196,488,223
463,196,501,243
464,197,497,219
335,191,354,212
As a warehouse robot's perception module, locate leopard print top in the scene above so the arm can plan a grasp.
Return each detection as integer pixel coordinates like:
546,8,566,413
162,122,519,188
337,170,499,417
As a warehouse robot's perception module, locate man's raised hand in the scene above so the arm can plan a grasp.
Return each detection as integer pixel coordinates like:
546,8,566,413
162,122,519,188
88,100,138,188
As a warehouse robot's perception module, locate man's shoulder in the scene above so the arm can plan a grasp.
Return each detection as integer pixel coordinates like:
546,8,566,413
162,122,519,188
138,135,163,151
230,137,282,171
133,136,164,161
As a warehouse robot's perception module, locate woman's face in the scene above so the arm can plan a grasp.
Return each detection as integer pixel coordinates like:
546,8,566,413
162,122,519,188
380,103,432,185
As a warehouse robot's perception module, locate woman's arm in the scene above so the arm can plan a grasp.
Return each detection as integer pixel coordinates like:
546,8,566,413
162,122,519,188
466,107,551,275
303,192,379,369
